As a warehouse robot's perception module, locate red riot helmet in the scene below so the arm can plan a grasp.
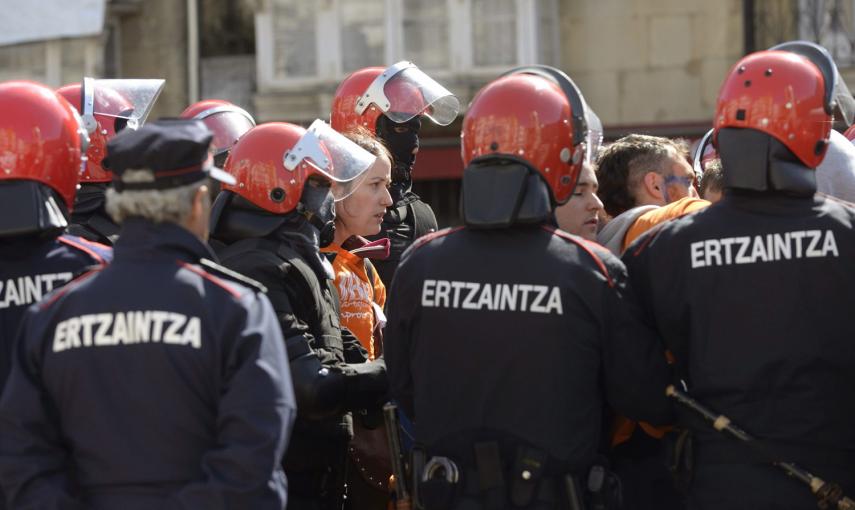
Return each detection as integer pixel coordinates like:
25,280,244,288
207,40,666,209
57,78,164,182
714,42,853,169
0,80,88,209
179,99,255,157
330,61,459,134
461,65,603,205
843,124,855,142
221,119,377,215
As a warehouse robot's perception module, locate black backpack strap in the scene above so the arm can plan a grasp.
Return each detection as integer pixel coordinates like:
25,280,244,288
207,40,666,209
198,258,267,293
408,198,438,239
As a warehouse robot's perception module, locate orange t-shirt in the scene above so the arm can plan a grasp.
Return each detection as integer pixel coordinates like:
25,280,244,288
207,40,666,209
321,244,386,360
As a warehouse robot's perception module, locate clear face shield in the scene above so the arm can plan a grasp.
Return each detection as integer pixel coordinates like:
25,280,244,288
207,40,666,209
283,119,377,201
192,105,256,155
355,61,460,126
81,77,165,134
68,106,91,176
769,40,855,127
581,108,603,166
692,128,714,176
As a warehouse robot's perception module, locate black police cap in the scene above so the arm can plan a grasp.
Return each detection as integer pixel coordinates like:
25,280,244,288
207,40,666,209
103,118,236,192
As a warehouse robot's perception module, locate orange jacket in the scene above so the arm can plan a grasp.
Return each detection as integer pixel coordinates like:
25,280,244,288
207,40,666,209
321,243,387,360
622,197,711,252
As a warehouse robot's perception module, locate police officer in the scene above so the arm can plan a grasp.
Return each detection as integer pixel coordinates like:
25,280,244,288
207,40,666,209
384,66,673,510
622,42,855,509
331,61,460,287
179,99,255,168
209,119,389,510
57,78,165,245
0,119,295,510
0,80,111,391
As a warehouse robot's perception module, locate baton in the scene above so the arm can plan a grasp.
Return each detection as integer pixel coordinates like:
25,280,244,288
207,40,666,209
383,402,412,509
666,385,855,510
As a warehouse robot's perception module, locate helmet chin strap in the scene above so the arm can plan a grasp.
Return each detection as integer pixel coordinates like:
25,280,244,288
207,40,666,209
297,184,337,248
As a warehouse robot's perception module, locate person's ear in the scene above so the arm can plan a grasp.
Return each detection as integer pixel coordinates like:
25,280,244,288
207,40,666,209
642,171,664,200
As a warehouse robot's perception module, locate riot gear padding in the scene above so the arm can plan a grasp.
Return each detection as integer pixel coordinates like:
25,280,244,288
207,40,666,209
461,156,552,229
0,181,69,238
718,128,816,196
209,191,286,245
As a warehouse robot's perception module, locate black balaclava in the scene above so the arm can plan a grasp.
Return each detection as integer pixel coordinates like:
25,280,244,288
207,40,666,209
376,114,421,202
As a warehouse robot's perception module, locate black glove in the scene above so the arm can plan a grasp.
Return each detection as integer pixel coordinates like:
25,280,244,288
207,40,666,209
342,358,388,412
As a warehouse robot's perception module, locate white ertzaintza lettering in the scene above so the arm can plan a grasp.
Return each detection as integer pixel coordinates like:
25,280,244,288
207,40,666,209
690,230,839,268
52,311,202,353
421,280,563,315
0,272,73,309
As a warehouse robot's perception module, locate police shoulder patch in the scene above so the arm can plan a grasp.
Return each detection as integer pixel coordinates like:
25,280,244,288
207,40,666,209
406,226,466,255
198,258,268,294
542,225,614,287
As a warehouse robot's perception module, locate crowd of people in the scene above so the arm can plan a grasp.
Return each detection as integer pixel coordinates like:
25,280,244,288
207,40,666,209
0,39,854,510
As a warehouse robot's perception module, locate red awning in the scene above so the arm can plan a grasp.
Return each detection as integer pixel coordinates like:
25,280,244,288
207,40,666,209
412,145,464,181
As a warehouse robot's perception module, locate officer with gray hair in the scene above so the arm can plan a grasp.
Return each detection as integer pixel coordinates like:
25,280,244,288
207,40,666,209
0,119,296,510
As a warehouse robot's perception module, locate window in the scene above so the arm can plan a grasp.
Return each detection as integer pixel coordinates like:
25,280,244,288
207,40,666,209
341,0,386,73
536,0,559,66
402,0,449,71
471,0,516,67
271,0,317,79
797,0,855,66
258,0,559,87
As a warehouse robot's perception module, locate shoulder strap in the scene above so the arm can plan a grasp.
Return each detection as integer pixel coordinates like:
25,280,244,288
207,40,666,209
274,242,329,307
199,258,267,293
408,198,438,238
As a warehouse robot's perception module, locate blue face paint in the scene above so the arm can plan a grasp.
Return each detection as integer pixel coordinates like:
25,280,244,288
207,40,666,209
663,174,695,203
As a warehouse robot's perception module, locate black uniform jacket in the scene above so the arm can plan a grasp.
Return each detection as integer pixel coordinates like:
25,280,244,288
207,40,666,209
623,194,855,505
216,236,362,473
0,234,111,391
368,193,437,288
385,223,672,470
0,219,295,510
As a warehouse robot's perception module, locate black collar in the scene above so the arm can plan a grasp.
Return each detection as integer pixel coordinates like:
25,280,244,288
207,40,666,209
113,218,215,264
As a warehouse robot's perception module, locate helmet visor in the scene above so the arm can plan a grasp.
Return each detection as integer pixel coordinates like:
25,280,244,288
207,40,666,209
692,128,715,178
194,107,256,155
583,108,603,165
284,119,377,201
769,40,855,126
83,78,165,132
358,62,460,125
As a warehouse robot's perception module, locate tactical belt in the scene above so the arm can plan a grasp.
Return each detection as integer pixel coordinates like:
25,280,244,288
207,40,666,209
697,440,855,468
460,470,561,504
